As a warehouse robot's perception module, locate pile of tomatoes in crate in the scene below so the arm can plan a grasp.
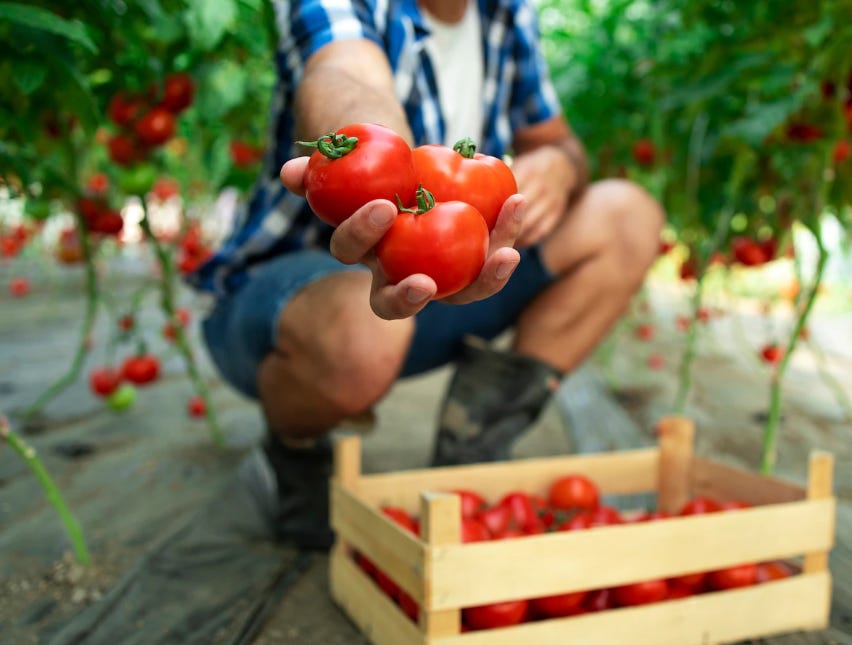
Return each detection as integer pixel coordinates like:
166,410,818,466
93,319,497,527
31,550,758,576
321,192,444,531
354,473,795,632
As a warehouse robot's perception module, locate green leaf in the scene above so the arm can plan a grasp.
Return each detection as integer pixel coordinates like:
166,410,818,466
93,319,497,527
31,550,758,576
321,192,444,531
722,95,805,146
12,59,47,94
196,60,247,120
0,3,96,53
184,0,237,52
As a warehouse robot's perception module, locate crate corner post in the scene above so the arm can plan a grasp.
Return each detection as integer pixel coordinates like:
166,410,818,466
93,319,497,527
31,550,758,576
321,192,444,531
420,491,462,640
655,415,695,514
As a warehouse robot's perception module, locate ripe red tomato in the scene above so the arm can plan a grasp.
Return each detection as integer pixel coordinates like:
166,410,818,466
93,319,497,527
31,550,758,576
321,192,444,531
635,509,671,522
613,579,668,606
707,563,757,590
669,571,707,591
666,580,696,600
159,72,195,113
559,505,622,530
548,474,600,511
107,91,145,127
56,228,84,264
187,395,206,418
300,123,418,227
632,139,656,167
756,560,793,583
451,489,487,518
135,108,176,147
473,505,511,537
530,590,587,618
679,496,721,516
411,137,516,231
381,506,418,534
498,492,544,534
108,134,139,166
230,140,263,168
376,190,489,299
731,236,769,267
635,323,655,341
163,307,191,342
86,172,110,195
463,599,528,630
152,177,180,202
679,257,698,281
584,588,615,612
89,367,122,398
461,517,491,543
118,314,135,332
122,354,160,385
8,277,30,297
89,211,123,236
760,344,783,365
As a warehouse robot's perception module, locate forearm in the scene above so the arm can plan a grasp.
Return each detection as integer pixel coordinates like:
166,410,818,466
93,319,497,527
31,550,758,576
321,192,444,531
293,42,412,145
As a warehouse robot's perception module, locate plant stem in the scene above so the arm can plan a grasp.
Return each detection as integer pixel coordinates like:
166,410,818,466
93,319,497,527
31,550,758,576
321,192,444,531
673,277,704,413
21,216,99,421
0,416,91,565
760,229,828,474
138,211,224,446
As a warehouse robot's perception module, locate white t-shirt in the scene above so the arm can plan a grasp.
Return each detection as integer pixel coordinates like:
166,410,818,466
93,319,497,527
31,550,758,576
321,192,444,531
422,1,484,146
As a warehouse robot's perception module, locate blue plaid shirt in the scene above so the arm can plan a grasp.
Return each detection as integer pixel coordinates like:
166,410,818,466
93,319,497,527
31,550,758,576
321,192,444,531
190,0,561,295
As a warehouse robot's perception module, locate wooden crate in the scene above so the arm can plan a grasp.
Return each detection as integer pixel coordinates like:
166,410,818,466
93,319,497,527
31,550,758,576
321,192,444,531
329,415,835,645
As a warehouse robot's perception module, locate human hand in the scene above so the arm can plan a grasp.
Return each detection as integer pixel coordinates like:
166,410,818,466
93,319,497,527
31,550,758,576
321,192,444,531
281,157,525,320
511,146,576,248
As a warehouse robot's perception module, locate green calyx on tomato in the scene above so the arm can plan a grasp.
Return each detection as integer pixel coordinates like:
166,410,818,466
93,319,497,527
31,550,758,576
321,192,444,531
397,184,437,214
452,136,478,158
297,132,359,159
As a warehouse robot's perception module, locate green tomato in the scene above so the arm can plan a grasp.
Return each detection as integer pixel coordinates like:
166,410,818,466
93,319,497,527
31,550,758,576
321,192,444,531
24,198,51,221
106,384,137,412
119,163,157,196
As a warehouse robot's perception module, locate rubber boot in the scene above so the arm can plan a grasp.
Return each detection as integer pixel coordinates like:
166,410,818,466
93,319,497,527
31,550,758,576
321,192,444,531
431,336,562,467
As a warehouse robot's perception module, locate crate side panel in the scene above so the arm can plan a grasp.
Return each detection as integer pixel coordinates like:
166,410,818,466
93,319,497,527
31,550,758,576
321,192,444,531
429,572,831,645
428,499,834,609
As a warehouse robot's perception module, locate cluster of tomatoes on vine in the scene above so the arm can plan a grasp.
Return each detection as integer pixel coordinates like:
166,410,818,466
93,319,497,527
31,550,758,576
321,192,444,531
105,72,194,170
87,307,204,418
298,123,517,298
357,475,793,631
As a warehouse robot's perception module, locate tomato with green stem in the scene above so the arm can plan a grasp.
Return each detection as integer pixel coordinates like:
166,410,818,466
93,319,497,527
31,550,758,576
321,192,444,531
376,187,489,299
412,137,516,231
297,123,418,227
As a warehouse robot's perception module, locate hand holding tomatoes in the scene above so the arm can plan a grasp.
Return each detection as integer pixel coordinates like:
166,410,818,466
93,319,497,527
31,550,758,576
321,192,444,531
280,148,526,320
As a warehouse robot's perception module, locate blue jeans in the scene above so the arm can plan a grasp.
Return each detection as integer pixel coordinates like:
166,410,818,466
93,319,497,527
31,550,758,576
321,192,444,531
201,247,555,398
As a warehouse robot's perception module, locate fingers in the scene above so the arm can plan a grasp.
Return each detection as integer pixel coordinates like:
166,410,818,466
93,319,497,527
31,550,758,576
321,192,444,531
329,199,397,265
489,193,526,251
442,246,521,304
441,194,525,304
280,156,310,196
370,272,437,320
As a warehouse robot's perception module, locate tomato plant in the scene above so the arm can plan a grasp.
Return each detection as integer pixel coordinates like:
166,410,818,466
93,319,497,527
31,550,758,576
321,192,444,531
299,123,418,227
376,187,489,299
412,137,517,231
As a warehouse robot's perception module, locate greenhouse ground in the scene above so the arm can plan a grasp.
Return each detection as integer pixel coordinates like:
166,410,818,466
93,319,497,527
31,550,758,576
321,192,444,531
0,255,850,644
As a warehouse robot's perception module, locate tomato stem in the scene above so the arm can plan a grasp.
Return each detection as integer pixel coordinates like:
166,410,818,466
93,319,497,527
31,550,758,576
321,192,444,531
139,209,225,448
453,137,477,158
296,132,358,159
1,415,91,566
398,185,435,214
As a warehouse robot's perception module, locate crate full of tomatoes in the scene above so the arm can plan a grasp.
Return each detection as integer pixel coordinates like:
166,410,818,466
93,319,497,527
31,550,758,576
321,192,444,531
329,416,835,645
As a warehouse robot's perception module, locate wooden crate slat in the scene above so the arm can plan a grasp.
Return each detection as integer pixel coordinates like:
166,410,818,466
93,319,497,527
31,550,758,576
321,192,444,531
357,448,660,513
691,457,805,505
429,572,831,645
329,545,425,645
426,499,834,609
331,481,425,601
